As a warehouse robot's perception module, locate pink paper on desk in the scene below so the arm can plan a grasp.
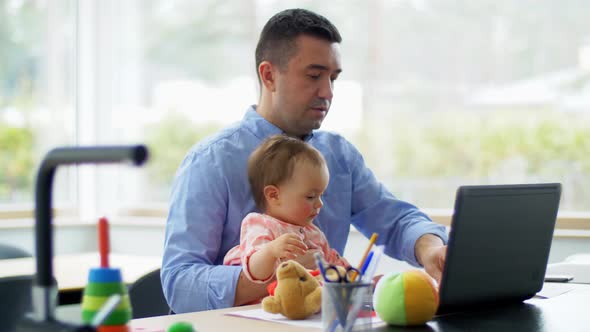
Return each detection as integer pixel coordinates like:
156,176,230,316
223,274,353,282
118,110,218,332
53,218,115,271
132,328,164,332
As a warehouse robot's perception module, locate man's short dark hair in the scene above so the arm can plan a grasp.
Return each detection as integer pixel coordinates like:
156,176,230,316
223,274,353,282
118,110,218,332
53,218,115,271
255,8,342,79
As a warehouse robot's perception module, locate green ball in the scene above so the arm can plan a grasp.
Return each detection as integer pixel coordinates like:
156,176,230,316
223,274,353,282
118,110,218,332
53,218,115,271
167,322,195,332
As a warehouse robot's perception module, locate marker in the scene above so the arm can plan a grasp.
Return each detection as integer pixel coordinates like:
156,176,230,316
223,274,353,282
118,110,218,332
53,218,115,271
360,251,374,276
361,245,384,283
314,252,328,282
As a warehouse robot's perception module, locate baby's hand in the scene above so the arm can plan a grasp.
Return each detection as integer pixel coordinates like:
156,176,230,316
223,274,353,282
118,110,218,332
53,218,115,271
270,233,308,260
293,249,322,270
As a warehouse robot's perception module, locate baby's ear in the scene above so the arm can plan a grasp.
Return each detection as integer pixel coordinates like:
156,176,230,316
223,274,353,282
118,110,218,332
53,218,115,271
263,185,280,206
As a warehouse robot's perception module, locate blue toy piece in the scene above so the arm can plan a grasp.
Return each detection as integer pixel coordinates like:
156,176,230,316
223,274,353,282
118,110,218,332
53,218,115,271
88,267,123,283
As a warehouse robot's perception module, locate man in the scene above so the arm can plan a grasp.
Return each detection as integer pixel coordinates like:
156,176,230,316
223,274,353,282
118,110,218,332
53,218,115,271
162,8,447,314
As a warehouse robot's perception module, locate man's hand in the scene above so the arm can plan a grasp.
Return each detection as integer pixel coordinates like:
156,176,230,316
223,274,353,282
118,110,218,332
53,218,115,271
415,234,447,284
269,233,308,259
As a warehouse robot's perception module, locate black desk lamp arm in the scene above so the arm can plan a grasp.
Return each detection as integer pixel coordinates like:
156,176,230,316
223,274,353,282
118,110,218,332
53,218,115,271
32,146,147,322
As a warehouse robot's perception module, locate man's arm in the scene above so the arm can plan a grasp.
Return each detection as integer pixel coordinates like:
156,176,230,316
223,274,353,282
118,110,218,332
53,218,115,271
339,138,448,267
162,148,240,313
414,233,447,283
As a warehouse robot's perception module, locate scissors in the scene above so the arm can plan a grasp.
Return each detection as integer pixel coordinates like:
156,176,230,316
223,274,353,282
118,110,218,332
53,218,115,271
323,265,361,283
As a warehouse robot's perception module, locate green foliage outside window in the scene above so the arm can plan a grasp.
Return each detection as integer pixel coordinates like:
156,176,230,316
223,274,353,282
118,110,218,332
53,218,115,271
143,113,222,187
390,111,590,177
0,124,34,200
144,110,590,210
356,110,590,209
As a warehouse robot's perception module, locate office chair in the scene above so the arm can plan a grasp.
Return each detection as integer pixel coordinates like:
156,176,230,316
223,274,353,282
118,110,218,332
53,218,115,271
0,243,32,259
0,275,33,332
128,268,170,318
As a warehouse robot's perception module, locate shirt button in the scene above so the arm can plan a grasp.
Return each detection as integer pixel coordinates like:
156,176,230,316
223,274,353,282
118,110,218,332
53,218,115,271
300,228,304,234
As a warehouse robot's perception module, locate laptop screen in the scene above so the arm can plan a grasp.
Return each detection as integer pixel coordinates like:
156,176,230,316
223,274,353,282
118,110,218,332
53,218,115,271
437,183,561,315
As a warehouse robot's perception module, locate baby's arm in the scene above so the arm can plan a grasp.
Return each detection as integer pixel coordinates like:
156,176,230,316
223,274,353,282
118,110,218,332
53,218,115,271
248,233,308,281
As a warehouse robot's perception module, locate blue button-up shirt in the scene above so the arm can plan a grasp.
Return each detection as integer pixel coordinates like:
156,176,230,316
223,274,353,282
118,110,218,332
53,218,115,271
161,106,447,313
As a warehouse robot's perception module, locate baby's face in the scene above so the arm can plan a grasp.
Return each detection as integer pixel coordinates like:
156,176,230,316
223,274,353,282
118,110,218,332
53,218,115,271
270,160,329,227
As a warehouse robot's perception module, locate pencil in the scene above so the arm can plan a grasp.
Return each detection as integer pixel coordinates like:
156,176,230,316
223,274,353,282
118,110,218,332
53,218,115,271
350,232,378,282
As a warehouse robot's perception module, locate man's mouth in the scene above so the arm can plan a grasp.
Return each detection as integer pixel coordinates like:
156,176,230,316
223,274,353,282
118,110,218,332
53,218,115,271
309,100,330,112
310,107,327,113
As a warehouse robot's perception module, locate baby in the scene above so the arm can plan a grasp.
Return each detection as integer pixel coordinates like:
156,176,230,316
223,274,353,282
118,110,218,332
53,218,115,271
224,134,349,282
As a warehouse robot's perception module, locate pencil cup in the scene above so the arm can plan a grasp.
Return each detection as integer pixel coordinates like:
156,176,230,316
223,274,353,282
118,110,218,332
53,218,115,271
322,282,373,332
81,267,132,330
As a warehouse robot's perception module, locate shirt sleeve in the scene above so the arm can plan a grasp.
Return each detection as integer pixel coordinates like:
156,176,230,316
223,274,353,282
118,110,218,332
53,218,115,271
239,215,280,283
161,148,240,313
346,141,448,266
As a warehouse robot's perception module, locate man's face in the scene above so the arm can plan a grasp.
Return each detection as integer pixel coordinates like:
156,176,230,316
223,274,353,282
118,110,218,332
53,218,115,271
271,35,342,137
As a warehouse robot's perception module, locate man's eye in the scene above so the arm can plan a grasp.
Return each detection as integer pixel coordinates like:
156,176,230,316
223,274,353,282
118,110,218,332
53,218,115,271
308,74,320,80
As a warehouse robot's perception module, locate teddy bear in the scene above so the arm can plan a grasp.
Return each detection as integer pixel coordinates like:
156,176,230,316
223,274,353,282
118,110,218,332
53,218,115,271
261,260,322,320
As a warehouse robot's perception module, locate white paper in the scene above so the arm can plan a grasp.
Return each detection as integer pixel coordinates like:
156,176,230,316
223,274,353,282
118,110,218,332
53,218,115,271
225,308,381,329
534,282,574,299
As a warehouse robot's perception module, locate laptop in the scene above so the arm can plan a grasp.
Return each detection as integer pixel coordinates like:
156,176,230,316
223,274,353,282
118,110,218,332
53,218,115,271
436,183,561,315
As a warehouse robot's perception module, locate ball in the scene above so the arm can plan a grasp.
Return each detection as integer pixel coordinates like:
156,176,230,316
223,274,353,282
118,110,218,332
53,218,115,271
373,270,439,326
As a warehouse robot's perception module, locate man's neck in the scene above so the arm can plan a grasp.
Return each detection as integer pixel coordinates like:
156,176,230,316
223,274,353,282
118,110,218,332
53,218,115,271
255,96,285,134
256,94,272,122
256,94,311,140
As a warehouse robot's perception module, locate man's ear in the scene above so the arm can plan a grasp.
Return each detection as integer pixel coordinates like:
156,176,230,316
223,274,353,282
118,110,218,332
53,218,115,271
259,61,276,92
263,185,280,206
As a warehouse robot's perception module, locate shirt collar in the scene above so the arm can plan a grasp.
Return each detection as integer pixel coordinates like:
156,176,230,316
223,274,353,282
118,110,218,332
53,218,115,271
242,105,314,142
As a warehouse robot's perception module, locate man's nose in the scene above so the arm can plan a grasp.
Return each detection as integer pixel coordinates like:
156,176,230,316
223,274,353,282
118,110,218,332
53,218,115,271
318,77,333,100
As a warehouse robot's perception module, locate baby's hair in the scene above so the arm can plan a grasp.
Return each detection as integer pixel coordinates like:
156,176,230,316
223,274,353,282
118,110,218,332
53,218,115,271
248,134,326,211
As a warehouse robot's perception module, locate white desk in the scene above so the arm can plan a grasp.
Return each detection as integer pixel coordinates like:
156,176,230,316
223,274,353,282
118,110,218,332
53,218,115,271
131,304,308,332
41,283,590,331
130,284,590,332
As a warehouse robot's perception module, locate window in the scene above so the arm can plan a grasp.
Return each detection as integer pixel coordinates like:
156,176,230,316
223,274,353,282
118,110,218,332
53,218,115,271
0,0,76,213
1,0,589,221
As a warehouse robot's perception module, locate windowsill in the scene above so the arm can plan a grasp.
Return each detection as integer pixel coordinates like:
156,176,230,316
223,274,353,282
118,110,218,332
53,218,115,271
0,217,93,229
1,208,589,238
424,208,590,233
0,216,166,229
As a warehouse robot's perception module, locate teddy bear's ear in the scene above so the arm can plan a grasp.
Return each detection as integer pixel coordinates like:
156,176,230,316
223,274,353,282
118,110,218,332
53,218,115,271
289,261,309,281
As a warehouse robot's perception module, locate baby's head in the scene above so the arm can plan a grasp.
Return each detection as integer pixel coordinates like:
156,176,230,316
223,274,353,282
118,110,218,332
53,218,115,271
248,135,329,226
